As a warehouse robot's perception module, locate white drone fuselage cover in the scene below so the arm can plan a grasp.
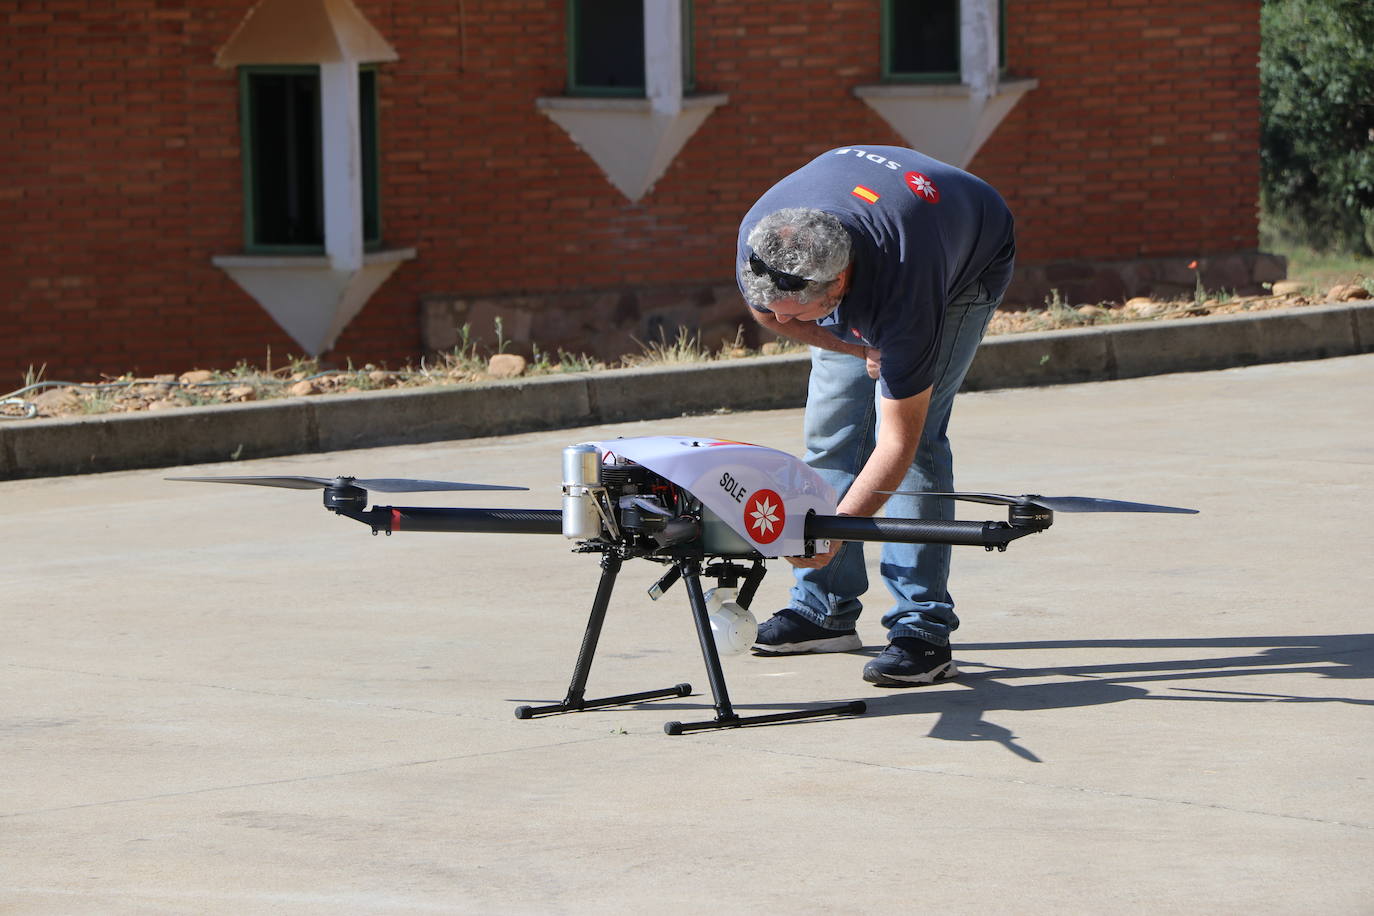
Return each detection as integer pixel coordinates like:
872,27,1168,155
590,436,837,558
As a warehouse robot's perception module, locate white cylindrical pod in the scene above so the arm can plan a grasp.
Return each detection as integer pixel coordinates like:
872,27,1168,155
704,587,758,655
561,443,603,539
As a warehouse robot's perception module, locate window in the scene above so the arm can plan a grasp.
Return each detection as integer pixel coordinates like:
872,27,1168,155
567,0,693,97
214,0,412,357
239,66,380,252
886,0,960,81
883,0,1006,83
538,0,725,201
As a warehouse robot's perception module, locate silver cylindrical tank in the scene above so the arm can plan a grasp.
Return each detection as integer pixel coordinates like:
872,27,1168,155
561,443,603,539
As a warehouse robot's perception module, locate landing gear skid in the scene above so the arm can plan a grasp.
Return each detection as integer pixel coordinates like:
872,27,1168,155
513,552,866,735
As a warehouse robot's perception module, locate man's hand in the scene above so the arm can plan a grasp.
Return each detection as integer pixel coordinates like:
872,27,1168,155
786,537,842,570
750,307,867,360
864,347,881,379
783,387,932,570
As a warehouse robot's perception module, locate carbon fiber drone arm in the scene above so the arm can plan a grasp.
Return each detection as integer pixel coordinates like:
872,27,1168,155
333,505,564,535
331,506,1040,550
807,514,1044,549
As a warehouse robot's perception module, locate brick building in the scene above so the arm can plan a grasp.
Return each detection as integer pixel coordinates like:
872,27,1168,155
1,0,1275,382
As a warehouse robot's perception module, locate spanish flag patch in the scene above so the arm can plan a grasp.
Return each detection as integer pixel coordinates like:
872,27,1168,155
851,185,880,204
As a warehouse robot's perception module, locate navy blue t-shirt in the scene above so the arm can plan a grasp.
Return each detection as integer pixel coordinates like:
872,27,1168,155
737,146,1016,399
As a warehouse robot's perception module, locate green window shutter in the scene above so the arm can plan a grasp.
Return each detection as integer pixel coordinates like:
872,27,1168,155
360,66,381,249
681,1,695,93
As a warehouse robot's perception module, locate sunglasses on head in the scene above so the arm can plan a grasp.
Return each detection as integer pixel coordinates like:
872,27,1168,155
749,253,810,292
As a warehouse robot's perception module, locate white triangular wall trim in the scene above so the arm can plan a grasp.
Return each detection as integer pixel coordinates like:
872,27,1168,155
854,78,1038,168
536,94,728,202
213,248,415,356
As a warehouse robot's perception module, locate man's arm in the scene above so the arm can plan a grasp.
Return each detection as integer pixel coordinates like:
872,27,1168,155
787,386,932,569
839,387,930,516
751,308,865,358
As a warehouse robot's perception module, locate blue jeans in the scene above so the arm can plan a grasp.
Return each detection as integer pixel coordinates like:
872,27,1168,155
788,279,1002,646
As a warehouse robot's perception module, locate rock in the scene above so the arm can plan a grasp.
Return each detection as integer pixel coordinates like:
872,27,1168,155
227,386,256,401
488,353,527,378
180,369,214,384
760,341,783,355
1326,283,1371,302
368,370,390,385
1076,304,1107,318
1123,299,1164,318
146,399,177,411
289,380,317,397
31,386,82,414
1270,280,1306,297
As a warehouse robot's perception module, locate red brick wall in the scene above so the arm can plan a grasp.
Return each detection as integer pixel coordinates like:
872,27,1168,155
3,2,281,379
976,0,1262,263
0,0,1261,382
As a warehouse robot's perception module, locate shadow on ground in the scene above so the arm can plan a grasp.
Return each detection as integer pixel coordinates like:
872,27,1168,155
515,634,1374,759
860,633,1374,761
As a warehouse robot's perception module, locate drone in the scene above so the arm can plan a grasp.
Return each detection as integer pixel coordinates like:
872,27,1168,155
172,435,1197,735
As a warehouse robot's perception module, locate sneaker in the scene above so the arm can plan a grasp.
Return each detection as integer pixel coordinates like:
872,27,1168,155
862,637,959,687
751,609,862,655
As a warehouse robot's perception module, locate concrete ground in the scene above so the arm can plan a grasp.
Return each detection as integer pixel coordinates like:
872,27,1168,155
3,354,1372,914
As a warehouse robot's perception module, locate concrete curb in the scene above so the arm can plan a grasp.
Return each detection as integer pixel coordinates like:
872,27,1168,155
3,301,1369,480
963,299,1371,390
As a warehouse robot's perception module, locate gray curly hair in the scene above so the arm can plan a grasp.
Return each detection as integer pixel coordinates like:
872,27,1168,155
739,208,852,311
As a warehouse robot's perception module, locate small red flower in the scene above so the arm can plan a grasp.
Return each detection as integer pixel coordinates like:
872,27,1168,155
1188,260,1199,270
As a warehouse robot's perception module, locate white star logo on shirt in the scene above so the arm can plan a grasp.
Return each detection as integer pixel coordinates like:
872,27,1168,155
905,171,940,203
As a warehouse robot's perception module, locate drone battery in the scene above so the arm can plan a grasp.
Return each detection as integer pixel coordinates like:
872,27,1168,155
561,443,603,539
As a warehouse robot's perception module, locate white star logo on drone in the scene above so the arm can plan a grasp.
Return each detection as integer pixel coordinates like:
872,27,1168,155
748,499,778,538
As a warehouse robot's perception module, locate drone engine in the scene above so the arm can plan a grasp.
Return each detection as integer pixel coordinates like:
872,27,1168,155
561,444,753,556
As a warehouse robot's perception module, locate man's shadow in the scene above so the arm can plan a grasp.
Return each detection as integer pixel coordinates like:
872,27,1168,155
854,633,1374,762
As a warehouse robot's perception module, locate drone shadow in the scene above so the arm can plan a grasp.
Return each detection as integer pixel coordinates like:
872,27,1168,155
510,634,1374,754
853,632,1374,761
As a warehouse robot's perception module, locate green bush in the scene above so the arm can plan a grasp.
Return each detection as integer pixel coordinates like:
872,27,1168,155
1260,0,1374,254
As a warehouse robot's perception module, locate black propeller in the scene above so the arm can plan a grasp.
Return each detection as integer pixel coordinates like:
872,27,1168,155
168,475,527,493
879,490,1198,514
